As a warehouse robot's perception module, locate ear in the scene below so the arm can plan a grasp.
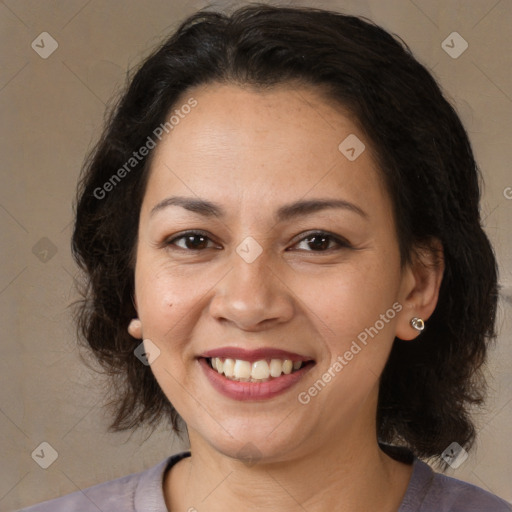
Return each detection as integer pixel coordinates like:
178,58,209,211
128,318,143,339
395,238,444,341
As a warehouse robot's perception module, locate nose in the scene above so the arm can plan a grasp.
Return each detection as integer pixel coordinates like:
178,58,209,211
208,249,295,331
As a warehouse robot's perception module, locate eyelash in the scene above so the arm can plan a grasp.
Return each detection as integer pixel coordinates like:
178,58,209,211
165,230,351,253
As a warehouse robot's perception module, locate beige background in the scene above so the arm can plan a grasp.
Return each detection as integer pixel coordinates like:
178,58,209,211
1,0,511,509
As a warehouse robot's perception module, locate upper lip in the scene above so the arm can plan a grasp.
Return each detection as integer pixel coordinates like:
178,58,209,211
200,347,314,363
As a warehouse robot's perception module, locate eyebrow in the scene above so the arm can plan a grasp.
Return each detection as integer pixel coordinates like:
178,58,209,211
150,196,368,221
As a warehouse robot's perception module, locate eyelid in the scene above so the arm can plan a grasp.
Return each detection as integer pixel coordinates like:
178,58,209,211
289,230,352,250
165,229,221,250
163,229,351,252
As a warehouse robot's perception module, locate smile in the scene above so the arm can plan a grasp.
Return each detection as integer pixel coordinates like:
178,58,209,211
198,348,316,401
208,357,303,382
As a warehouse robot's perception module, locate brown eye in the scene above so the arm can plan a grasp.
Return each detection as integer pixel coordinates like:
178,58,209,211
292,231,350,252
167,231,218,251
304,234,331,251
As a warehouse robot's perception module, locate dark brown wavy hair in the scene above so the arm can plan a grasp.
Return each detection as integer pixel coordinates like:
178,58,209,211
71,4,499,467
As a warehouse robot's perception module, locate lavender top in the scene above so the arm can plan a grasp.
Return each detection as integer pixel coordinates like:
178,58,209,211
19,448,511,512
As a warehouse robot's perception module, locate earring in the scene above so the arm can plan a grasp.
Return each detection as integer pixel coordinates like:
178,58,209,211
128,318,142,339
410,317,425,332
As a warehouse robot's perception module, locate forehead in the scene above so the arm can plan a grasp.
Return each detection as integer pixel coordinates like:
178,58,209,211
144,83,389,216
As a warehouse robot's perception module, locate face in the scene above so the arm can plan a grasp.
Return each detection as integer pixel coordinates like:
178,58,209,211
134,83,415,462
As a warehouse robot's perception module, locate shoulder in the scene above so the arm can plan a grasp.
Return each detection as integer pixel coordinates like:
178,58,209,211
428,470,512,512
18,469,145,512
401,457,512,512
18,452,191,512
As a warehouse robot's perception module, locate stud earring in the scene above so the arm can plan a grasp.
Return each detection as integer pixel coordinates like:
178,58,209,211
410,317,425,332
128,318,142,339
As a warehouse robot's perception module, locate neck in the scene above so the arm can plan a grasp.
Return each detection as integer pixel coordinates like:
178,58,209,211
164,395,413,512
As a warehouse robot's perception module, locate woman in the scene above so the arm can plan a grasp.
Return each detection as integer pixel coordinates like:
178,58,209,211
21,4,511,511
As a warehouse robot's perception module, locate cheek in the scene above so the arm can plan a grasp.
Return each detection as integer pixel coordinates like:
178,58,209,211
294,259,399,332
133,258,221,361
135,255,201,319
295,270,400,421
289,258,401,384
133,264,207,410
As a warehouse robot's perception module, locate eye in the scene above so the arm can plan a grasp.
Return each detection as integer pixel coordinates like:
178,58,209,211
166,231,220,251
290,231,351,252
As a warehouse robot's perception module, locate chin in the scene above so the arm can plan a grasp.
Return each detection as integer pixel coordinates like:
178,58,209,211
196,414,313,465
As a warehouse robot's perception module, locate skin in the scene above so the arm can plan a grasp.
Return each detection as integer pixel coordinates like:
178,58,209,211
130,83,444,511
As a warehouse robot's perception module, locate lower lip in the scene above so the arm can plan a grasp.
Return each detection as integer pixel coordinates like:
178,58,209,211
198,358,314,401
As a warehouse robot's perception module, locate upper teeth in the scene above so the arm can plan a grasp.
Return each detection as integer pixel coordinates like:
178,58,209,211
210,358,303,381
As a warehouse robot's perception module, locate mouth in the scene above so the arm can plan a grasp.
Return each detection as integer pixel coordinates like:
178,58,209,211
205,356,309,381
198,347,316,401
